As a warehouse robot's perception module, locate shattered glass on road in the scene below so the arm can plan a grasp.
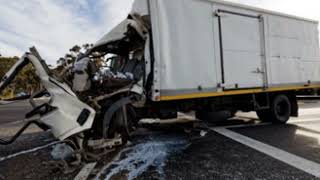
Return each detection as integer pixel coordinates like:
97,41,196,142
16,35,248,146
96,133,190,180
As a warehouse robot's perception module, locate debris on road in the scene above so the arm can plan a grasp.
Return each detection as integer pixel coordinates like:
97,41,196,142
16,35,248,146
51,143,74,161
96,134,189,180
74,162,97,180
200,130,208,137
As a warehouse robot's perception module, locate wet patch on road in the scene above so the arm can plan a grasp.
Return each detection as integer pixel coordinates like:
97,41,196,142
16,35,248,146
96,133,189,180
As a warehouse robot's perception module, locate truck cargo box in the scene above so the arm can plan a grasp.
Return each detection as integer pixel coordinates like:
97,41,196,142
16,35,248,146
136,0,320,101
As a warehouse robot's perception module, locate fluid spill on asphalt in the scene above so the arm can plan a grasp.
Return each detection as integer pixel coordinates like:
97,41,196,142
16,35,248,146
96,133,190,180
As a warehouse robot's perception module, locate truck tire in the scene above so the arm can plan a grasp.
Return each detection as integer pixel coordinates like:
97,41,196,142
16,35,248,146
256,94,291,124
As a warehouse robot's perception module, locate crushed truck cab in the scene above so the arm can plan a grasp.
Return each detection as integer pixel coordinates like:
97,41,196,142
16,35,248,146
0,50,96,140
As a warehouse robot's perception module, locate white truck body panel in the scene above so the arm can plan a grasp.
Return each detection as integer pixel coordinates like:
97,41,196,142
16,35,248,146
219,11,264,89
0,54,96,140
149,0,218,97
145,0,320,100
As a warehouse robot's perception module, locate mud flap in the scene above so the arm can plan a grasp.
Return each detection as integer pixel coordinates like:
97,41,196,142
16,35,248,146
290,94,299,117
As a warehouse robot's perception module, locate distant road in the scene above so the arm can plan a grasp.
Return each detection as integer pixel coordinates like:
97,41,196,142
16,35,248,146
0,101,32,125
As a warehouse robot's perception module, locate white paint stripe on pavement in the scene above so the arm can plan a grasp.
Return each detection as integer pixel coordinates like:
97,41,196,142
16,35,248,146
0,118,39,127
212,127,320,178
290,118,320,124
217,122,271,129
299,108,320,115
74,162,97,180
0,141,59,162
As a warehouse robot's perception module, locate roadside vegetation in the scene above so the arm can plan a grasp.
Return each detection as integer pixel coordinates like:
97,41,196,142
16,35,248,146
0,44,103,99
0,56,40,99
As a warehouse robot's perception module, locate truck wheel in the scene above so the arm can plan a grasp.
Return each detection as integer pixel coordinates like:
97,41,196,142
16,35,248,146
256,94,291,124
271,94,291,124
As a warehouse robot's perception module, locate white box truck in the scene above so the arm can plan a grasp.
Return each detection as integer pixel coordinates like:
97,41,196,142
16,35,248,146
125,0,320,122
143,0,320,100
1,0,320,160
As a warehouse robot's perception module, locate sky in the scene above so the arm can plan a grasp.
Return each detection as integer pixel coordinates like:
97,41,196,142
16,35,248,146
0,0,320,65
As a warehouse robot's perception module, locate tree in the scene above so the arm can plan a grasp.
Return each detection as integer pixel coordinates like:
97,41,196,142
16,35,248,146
54,43,104,75
0,43,105,99
0,56,40,98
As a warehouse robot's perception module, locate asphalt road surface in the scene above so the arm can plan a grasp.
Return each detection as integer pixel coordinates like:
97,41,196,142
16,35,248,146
0,101,32,125
1,100,320,180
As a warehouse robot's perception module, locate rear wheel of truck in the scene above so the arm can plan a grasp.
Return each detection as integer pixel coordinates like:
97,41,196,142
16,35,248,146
256,94,291,124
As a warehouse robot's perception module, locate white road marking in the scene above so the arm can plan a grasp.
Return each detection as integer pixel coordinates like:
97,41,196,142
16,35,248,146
217,122,271,129
212,127,320,178
74,162,97,180
0,117,42,127
290,118,320,124
0,141,59,162
299,108,320,116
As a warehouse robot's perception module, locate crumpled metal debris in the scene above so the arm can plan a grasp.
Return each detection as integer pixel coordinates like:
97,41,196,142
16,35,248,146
99,69,134,80
200,130,208,137
51,143,74,161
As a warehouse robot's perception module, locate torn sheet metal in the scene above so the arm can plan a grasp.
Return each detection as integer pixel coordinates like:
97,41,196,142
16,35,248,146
0,53,96,140
92,19,146,52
